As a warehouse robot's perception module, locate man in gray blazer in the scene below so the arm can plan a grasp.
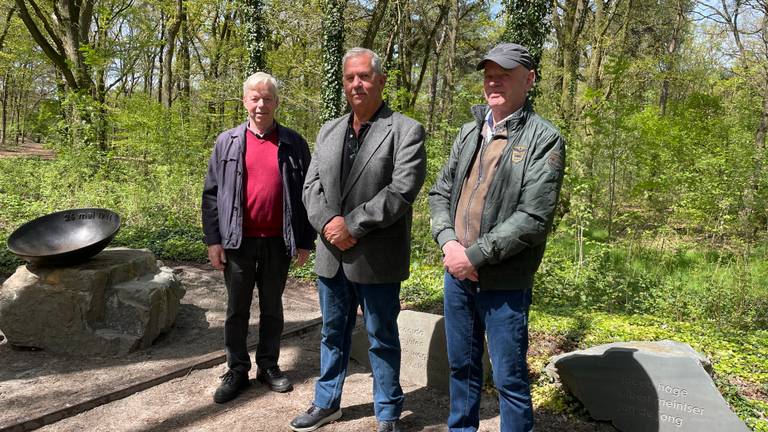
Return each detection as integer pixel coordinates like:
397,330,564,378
290,47,426,432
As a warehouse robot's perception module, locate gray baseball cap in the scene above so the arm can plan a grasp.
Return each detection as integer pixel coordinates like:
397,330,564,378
476,43,534,71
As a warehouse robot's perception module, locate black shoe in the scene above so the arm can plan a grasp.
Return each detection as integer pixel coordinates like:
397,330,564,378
377,420,401,432
256,365,293,392
289,404,342,431
212,370,250,403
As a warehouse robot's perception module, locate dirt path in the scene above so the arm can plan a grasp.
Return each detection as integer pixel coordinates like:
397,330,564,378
0,141,54,159
0,262,613,432
33,327,614,432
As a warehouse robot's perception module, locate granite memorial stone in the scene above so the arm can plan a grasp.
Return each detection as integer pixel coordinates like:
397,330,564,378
0,248,185,356
545,340,749,432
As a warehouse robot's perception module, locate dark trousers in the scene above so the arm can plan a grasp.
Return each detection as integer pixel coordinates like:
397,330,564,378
224,237,291,374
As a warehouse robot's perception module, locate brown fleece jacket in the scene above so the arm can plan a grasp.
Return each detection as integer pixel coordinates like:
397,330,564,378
454,122,508,247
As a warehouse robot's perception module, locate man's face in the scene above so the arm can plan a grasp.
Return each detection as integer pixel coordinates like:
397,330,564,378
343,54,386,113
483,61,535,118
243,82,278,129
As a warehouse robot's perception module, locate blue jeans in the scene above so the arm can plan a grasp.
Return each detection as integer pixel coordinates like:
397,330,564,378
313,268,404,421
443,272,533,432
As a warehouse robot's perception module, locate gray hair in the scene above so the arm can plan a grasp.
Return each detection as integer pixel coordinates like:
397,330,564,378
242,72,279,97
342,47,384,75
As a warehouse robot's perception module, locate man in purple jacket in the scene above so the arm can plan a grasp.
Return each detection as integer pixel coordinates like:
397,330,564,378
202,72,315,403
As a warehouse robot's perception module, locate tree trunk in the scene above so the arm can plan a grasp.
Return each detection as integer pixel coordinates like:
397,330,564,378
659,0,688,116
439,0,460,144
162,0,184,109
14,0,95,94
393,0,413,99
553,0,588,128
382,4,398,67
1,72,8,147
361,0,389,49
426,26,446,135
0,5,16,52
158,13,166,105
560,47,577,124
586,0,620,91
407,2,449,110
501,0,549,103
13,80,21,145
180,13,191,120
144,51,155,96
741,76,768,239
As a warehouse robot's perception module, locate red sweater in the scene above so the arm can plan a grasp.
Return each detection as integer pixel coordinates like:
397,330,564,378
242,128,283,237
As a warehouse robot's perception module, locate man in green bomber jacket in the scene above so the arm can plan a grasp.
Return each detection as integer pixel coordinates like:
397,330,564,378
428,43,566,432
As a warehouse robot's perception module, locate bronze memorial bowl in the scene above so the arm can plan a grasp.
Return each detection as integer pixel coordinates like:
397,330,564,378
7,208,121,267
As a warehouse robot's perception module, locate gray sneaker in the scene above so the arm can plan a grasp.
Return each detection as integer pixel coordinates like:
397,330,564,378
289,404,342,431
377,420,401,432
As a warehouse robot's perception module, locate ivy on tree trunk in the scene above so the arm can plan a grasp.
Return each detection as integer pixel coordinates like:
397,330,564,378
321,0,346,123
243,0,267,75
501,0,549,104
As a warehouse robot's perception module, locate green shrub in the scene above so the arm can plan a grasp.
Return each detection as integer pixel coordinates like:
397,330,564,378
534,232,768,331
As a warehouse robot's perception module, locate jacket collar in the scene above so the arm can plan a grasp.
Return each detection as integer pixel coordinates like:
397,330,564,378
234,119,294,148
471,100,533,132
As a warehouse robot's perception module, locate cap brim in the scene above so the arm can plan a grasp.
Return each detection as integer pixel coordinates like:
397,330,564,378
476,57,524,71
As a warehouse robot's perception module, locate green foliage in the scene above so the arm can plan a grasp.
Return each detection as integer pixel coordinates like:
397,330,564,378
116,219,206,262
0,95,210,268
54,92,108,149
535,231,768,331
288,250,317,281
401,260,444,312
0,240,23,276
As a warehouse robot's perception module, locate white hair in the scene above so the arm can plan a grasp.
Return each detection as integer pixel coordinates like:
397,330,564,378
343,48,384,75
242,72,279,97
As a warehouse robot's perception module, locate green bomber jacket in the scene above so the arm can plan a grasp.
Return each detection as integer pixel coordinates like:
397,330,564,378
428,102,566,291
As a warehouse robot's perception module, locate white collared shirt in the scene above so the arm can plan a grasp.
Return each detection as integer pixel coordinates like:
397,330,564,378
485,106,523,131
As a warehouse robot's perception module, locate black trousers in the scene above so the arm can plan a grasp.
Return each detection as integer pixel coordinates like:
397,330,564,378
224,237,291,373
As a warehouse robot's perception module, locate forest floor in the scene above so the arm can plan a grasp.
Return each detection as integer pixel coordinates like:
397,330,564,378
0,261,615,432
0,140,53,159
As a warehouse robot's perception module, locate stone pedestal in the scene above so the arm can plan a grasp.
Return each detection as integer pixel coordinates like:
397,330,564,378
545,340,749,432
0,248,185,356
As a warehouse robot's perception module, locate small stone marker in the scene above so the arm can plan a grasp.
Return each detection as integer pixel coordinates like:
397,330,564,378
350,310,490,393
0,248,185,356
545,340,750,432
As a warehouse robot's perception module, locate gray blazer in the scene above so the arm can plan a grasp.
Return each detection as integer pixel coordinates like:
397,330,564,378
303,104,427,284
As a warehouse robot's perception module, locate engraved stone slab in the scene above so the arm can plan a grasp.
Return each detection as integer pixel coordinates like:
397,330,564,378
545,340,749,432
350,310,490,393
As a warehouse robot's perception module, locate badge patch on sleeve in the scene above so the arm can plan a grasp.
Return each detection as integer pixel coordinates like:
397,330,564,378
511,145,527,164
547,151,563,170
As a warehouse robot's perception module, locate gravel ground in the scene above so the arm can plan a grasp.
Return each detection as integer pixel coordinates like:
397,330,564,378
1,261,613,432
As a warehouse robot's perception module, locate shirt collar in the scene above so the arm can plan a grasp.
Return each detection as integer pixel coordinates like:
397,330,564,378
347,102,385,131
247,121,277,139
485,106,523,131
